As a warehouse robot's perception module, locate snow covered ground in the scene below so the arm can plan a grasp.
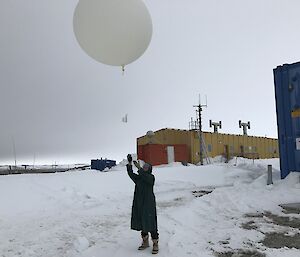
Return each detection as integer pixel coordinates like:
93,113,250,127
0,157,300,257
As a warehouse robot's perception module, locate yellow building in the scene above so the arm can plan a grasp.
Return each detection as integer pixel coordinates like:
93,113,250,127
137,128,279,164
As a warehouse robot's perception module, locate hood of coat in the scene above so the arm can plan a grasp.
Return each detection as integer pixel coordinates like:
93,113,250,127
143,163,153,173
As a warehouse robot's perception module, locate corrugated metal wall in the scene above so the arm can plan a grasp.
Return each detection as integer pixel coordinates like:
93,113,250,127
137,128,279,164
274,62,300,178
137,143,188,165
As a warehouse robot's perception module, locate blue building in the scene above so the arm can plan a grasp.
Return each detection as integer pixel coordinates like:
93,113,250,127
274,62,300,178
91,159,116,171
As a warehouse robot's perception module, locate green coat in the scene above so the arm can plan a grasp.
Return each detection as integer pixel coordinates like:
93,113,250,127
127,164,158,232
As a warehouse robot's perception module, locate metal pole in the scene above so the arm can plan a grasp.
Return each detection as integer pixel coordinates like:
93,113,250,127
214,125,218,133
33,153,35,169
198,105,203,165
193,95,207,166
243,125,247,136
12,136,17,168
267,165,273,185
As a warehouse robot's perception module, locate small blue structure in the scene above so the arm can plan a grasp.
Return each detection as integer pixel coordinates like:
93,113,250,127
91,159,116,171
274,62,300,178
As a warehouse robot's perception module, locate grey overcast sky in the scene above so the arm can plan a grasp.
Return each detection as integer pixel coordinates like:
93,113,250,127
1,0,300,164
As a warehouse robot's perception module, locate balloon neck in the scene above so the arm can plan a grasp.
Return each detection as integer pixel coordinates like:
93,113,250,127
122,65,125,75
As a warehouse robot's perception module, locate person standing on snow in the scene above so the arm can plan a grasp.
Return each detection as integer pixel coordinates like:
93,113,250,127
126,154,159,254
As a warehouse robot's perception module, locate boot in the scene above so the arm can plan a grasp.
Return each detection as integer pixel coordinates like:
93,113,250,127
138,235,149,250
152,239,159,254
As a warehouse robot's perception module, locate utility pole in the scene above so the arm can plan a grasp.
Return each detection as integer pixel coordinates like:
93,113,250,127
193,95,207,165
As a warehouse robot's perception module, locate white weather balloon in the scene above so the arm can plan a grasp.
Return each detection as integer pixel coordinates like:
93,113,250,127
73,0,153,68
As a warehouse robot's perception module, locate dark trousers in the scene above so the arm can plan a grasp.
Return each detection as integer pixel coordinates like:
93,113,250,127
141,231,159,240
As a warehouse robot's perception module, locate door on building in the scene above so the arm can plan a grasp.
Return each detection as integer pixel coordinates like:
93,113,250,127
240,145,244,157
167,146,175,164
224,145,229,163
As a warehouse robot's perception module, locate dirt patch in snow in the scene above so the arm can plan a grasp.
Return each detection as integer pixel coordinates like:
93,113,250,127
244,213,264,219
264,212,300,228
241,220,258,230
242,211,300,249
215,249,266,257
192,189,213,198
242,211,300,229
261,232,300,249
280,203,300,214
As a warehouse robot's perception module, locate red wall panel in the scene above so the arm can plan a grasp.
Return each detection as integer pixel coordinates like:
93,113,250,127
145,144,168,166
138,144,188,166
137,144,144,160
174,145,188,162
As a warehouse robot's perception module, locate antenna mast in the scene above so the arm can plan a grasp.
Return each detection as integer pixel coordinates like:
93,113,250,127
239,120,251,136
193,95,208,165
12,136,17,168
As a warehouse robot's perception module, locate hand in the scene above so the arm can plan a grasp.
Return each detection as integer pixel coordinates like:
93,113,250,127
133,160,141,169
127,154,133,163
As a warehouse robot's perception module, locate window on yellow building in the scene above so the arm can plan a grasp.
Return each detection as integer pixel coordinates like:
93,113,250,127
208,144,212,152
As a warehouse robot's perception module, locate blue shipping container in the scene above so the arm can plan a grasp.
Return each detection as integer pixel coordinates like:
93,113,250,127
274,62,300,178
91,159,116,171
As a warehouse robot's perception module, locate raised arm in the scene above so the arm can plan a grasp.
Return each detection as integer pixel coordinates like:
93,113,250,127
127,164,139,184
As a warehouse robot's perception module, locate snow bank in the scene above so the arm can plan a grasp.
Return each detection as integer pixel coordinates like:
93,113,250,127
1,158,300,257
